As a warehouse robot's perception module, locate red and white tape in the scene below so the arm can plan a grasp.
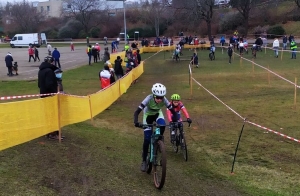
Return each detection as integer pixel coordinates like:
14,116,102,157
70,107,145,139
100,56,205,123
0,93,57,100
247,120,300,143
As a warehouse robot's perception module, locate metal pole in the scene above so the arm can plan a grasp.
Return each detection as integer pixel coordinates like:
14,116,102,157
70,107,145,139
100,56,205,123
123,0,127,44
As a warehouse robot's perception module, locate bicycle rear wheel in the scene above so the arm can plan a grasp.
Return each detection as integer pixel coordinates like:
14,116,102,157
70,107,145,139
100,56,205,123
146,154,152,174
153,140,166,189
179,132,188,161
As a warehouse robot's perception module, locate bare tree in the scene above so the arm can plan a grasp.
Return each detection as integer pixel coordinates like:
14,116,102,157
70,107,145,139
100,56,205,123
140,0,171,37
4,1,45,33
172,0,215,38
229,0,260,36
62,0,108,35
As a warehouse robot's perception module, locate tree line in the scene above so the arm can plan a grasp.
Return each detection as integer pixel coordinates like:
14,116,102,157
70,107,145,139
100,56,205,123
0,0,299,39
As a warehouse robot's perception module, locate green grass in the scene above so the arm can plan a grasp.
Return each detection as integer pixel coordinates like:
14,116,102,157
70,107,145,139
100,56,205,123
0,48,300,195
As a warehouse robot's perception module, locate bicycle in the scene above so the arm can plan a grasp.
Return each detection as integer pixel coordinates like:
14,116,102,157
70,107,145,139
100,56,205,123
169,121,191,161
139,123,167,189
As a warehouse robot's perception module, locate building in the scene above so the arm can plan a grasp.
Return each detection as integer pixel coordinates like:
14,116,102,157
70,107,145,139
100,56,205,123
33,0,63,18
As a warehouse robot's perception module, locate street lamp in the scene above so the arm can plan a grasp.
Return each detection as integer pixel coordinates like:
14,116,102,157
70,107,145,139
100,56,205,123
108,0,127,43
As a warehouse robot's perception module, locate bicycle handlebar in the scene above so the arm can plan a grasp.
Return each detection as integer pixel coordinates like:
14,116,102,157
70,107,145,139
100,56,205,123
170,121,192,128
137,121,192,129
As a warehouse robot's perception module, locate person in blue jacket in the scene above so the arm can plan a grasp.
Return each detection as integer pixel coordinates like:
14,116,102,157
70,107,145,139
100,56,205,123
52,47,61,68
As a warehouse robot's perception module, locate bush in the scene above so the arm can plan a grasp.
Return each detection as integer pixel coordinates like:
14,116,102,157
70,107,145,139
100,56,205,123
89,27,101,38
219,12,244,33
267,25,285,38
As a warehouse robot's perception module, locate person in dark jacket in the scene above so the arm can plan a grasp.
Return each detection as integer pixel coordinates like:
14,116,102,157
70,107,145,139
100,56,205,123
92,46,98,63
52,47,61,68
103,47,110,62
38,56,61,140
5,52,14,77
34,46,40,62
227,44,233,64
255,37,263,51
38,56,58,97
114,56,124,79
136,49,141,65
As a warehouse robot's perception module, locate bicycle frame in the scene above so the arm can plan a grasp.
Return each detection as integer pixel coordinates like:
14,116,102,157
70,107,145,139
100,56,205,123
149,127,161,163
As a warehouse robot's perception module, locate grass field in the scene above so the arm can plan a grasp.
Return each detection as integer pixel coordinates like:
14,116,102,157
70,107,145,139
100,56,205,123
0,47,300,195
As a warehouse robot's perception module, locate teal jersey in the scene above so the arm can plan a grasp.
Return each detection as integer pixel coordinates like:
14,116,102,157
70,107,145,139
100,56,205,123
140,94,171,115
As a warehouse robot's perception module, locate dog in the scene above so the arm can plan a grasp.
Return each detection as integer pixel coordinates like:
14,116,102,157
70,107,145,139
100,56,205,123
12,62,19,75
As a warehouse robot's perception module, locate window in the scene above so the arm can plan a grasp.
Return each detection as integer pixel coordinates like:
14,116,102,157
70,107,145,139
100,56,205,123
13,37,17,41
18,36,23,40
41,6,44,12
47,6,50,12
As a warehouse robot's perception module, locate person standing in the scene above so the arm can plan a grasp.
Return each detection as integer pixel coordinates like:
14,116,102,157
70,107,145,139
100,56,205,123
227,44,233,64
5,52,14,77
28,46,35,62
52,47,61,68
136,49,141,65
290,40,297,59
99,65,111,89
114,56,124,79
70,42,74,51
95,43,101,60
116,37,120,49
87,45,92,65
272,38,279,58
34,46,40,62
92,45,98,63
47,43,52,55
38,56,61,140
282,35,287,50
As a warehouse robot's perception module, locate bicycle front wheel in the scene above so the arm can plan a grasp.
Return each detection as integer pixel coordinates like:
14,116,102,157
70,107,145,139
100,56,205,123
179,132,188,161
153,140,166,189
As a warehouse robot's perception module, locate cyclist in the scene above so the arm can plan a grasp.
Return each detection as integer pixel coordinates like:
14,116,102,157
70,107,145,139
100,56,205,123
166,94,192,142
134,83,178,172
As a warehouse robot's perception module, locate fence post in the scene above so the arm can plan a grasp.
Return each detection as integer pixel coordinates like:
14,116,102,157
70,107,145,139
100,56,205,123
268,65,270,85
281,47,283,61
88,95,94,126
294,77,297,108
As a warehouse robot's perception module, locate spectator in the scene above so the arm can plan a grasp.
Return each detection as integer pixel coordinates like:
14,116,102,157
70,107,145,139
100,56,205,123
272,38,279,58
70,42,74,51
238,40,244,56
191,52,199,68
28,46,35,62
92,45,98,63
5,52,13,77
282,35,287,50
47,43,52,55
99,65,111,89
227,44,233,64
104,36,108,45
52,47,61,68
116,37,120,49
38,56,62,140
290,40,297,59
111,41,116,53
86,44,92,65
103,47,110,63
131,41,137,49
54,68,64,93
114,56,124,79
288,34,294,45
136,49,141,65
220,36,226,46
109,68,116,84
34,46,40,62
95,43,101,60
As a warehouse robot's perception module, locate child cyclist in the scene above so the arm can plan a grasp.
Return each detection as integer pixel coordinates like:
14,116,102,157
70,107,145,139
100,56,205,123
134,83,178,172
166,94,192,142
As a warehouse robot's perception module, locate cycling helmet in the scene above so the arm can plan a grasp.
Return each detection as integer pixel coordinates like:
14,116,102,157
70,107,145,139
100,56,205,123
152,83,166,96
171,94,181,101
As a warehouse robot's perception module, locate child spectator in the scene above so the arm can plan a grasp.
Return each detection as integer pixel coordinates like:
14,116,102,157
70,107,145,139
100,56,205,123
191,52,199,68
54,68,64,93
99,65,111,89
28,46,35,62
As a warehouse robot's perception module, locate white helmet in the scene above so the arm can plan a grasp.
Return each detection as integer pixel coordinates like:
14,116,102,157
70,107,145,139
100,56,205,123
152,83,166,96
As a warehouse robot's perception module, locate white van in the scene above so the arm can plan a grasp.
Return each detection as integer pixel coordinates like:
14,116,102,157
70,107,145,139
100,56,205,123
10,33,47,48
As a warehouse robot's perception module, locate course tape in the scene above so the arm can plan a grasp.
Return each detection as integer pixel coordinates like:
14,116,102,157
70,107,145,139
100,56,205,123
191,75,300,144
235,52,299,88
143,49,164,62
0,92,87,101
192,77,244,120
247,120,300,143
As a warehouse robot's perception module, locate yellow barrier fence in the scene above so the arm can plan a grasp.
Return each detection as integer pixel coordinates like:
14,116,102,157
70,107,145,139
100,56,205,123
0,45,170,152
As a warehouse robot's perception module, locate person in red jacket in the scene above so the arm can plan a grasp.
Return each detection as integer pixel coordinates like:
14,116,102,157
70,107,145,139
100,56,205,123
166,93,192,141
28,46,35,62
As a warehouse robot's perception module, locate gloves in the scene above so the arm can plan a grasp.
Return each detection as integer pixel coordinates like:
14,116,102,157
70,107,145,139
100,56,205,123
187,118,192,123
134,122,141,127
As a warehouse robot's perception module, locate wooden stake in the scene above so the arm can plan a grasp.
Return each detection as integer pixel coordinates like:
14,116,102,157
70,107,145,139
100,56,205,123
294,77,297,108
57,94,62,143
268,65,270,85
190,70,193,96
252,59,254,73
88,95,94,126
265,45,266,54
281,47,283,61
